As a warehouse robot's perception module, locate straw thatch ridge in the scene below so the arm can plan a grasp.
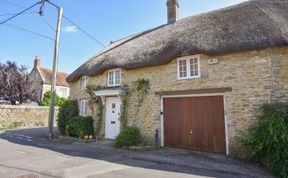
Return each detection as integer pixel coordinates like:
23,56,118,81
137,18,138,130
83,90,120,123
67,0,288,82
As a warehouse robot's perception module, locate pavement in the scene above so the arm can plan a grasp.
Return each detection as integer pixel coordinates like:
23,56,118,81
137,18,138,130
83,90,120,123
0,127,273,178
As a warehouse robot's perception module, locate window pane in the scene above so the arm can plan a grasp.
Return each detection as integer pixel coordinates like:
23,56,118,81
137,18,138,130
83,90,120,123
81,76,88,90
178,60,187,78
84,77,87,89
108,71,114,85
115,70,120,85
84,100,87,116
190,58,199,77
80,100,88,116
80,101,83,116
59,88,66,98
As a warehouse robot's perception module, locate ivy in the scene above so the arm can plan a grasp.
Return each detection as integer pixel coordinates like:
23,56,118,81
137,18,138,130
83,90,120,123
132,79,150,107
86,85,105,139
131,79,150,121
120,86,130,129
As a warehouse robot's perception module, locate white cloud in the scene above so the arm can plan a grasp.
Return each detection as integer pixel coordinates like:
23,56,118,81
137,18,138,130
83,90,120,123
63,25,77,33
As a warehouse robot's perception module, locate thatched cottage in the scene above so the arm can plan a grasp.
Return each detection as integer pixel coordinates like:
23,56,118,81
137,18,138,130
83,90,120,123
67,0,288,154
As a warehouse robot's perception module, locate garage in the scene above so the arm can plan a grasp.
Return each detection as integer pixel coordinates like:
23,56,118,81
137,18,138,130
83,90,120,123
163,95,226,154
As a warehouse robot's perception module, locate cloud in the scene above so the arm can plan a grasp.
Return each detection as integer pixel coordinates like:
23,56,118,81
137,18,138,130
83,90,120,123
63,25,77,33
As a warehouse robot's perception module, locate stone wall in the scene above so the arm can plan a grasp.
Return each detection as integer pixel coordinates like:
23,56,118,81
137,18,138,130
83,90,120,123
0,105,59,129
271,47,288,102
69,47,288,152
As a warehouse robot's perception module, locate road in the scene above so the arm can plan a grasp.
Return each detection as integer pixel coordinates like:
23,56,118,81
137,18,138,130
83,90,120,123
0,128,272,178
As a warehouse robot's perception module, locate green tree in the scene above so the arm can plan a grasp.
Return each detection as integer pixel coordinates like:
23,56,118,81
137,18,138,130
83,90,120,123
57,100,79,135
236,103,288,178
0,61,35,104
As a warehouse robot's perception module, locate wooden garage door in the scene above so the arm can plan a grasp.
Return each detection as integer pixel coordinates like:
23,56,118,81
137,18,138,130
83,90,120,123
163,96,226,154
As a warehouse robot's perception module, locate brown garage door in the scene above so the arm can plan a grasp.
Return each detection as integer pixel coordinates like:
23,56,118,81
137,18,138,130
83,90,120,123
163,96,226,154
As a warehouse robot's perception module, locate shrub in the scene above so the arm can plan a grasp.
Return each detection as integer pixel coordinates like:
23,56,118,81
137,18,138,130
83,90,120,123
40,91,67,106
67,116,94,139
115,127,141,147
235,103,288,178
57,100,79,135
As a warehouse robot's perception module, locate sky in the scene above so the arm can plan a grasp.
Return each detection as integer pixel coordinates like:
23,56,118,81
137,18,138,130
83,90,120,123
0,0,247,73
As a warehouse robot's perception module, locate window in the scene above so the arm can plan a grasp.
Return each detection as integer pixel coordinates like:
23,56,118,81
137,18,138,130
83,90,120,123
80,99,88,116
59,88,67,98
177,56,200,79
107,69,121,86
80,76,88,90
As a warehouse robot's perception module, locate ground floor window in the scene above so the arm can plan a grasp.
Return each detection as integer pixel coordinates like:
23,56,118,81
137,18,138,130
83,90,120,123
59,87,67,98
80,99,88,116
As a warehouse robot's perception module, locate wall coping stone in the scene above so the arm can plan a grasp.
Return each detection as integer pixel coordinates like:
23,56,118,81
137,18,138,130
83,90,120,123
0,105,59,109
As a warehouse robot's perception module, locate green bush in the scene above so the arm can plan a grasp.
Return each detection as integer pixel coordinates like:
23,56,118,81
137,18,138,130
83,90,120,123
40,91,67,106
57,100,79,135
67,116,94,139
115,127,141,147
235,103,288,178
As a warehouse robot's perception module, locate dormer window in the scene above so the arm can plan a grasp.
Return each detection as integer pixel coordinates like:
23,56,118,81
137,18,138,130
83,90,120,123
107,69,121,87
80,76,88,90
177,56,200,79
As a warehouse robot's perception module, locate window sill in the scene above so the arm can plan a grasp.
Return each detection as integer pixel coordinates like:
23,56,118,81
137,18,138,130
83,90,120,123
107,84,121,87
177,75,201,80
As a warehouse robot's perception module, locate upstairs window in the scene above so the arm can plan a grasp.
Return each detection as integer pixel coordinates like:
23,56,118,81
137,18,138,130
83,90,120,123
80,99,88,116
177,56,200,79
80,76,88,90
107,69,121,87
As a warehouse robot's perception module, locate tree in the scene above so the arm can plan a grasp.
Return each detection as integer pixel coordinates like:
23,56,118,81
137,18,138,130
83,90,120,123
40,91,67,106
0,61,35,105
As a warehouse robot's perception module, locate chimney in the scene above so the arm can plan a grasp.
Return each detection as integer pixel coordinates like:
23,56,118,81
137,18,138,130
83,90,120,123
167,0,179,24
34,56,40,69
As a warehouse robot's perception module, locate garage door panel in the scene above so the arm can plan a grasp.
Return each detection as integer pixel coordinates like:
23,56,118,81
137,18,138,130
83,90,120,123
164,96,226,154
163,98,175,147
188,97,200,150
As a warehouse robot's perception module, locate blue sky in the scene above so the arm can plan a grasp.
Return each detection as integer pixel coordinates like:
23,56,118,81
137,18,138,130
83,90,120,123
0,0,247,73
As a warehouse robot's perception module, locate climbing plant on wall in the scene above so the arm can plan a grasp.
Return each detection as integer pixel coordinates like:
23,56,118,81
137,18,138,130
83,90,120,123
132,79,151,120
86,85,105,139
120,85,130,129
132,78,150,107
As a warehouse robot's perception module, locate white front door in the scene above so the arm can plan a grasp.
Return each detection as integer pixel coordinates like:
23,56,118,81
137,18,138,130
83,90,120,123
105,97,121,139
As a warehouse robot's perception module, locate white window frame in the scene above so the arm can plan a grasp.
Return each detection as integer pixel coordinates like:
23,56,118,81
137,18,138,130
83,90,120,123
107,68,121,87
80,99,88,116
59,87,67,98
177,55,201,80
80,76,88,90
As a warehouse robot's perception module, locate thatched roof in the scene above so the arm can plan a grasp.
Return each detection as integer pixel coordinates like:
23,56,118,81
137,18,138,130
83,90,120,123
67,0,288,82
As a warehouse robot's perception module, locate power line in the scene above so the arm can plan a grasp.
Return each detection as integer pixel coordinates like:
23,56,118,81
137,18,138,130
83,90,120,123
40,16,55,31
5,23,54,41
5,22,86,60
0,11,38,17
63,15,106,47
0,1,41,26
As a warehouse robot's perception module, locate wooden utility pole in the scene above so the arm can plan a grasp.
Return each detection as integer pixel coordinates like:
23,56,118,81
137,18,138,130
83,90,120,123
40,0,63,139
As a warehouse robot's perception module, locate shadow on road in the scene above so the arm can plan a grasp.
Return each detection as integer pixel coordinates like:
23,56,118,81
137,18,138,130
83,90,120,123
0,127,271,178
